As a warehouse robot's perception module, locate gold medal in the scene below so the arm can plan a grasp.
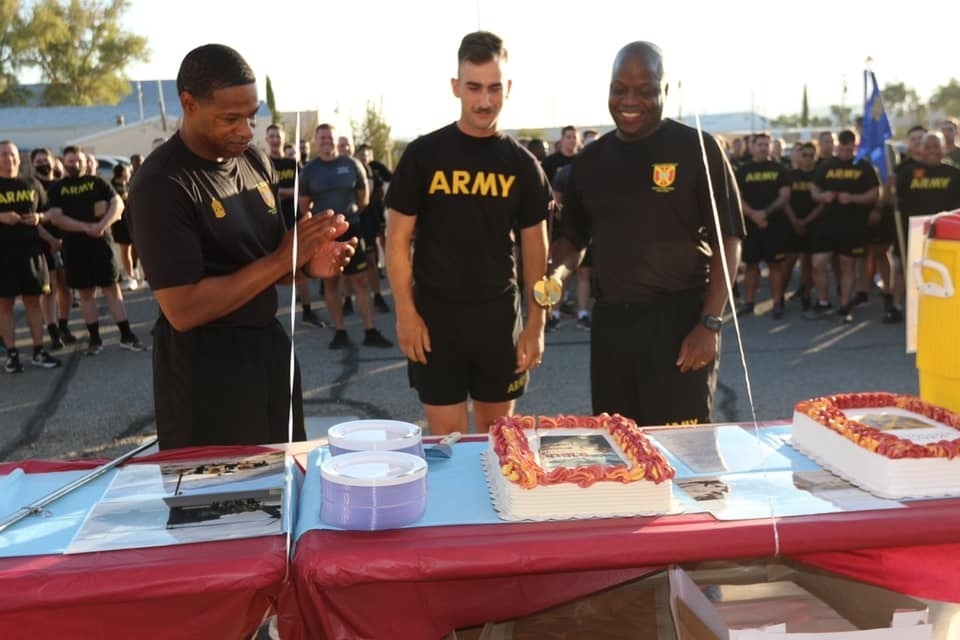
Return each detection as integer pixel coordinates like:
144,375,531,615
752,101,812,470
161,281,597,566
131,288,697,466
533,276,563,308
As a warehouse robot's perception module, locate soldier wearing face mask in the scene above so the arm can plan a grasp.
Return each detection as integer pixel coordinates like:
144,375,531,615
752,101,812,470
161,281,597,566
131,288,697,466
29,148,78,349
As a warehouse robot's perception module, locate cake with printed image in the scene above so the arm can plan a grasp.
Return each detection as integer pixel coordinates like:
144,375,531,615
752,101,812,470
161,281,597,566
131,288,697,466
484,413,676,520
792,392,960,498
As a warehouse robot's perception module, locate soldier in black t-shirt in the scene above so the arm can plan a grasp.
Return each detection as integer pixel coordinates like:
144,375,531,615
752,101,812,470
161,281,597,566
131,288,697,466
128,44,355,450
885,131,960,323
47,145,146,356
0,140,62,373
552,42,744,427
30,147,78,349
385,31,551,435
809,129,881,323
265,123,326,328
782,142,825,311
355,143,392,314
735,132,791,319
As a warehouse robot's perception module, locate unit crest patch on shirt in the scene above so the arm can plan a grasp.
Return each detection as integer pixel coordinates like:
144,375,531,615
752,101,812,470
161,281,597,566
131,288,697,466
652,163,677,192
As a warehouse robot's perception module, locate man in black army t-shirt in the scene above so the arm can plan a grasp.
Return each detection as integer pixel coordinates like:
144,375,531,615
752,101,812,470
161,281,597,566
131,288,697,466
735,132,791,319
551,41,744,427
47,145,145,356
128,44,355,450
809,129,880,324
385,31,551,435
0,140,62,373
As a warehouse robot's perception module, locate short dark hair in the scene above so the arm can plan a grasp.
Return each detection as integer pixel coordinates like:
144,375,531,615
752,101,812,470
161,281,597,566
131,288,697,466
177,44,256,100
907,124,927,136
62,145,82,156
266,123,283,132
837,129,856,145
30,147,52,161
316,123,334,134
560,125,578,137
457,31,507,66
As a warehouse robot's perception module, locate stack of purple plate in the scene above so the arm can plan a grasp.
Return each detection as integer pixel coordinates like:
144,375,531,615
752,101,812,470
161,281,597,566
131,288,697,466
320,451,428,530
327,420,424,459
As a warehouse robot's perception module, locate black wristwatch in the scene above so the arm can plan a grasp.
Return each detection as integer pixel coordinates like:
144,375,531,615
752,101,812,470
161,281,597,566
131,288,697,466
701,314,723,332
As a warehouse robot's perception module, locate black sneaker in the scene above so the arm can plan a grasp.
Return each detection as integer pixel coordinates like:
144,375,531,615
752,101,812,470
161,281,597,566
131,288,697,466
576,316,591,330
800,294,811,312
772,304,784,320
546,315,560,332
302,309,327,328
736,302,755,316
120,336,147,352
804,301,832,320
328,329,352,350
49,336,64,351
32,350,62,369
362,329,394,348
85,340,103,356
373,293,391,314
852,291,869,307
837,306,854,323
4,352,23,374
882,307,904,324
60,326,78,344
342,297,354,315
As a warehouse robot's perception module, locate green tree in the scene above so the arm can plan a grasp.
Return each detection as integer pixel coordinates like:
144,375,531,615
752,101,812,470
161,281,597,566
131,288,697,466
801,84,809,128
351,100,393,168
264,74,280,124
930,78,960,117
19,0,149,106
0,0,31,105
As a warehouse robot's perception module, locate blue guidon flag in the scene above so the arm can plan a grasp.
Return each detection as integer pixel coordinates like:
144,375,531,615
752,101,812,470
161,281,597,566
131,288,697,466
856,70,894,182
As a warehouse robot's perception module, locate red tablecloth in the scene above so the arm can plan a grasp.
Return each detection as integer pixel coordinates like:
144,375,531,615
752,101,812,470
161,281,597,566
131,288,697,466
0,445,286,640
283,485,960,639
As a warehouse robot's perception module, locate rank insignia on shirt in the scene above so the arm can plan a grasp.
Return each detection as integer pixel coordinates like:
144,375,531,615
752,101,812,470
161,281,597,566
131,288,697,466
256,182,276,212
652,163,678,192
211,198,226,219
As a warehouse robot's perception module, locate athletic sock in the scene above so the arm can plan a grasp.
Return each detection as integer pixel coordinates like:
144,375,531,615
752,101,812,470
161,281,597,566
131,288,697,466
58,318,70,331
117,320,135,340
47,323,60,340
86,322,101,344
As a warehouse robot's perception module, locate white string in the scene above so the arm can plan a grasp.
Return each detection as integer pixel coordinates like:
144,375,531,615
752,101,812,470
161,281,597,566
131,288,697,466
693,114,781,556
285,112,301,576
287,112,301,445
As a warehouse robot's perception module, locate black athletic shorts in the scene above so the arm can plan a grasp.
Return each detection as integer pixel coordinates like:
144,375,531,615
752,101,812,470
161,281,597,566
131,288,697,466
865,205,895,246
111,216,133,245
0,252,50,298
337,227,367,276
785,217,818,255
812,211,868,257
359,202,385,244
590,288,716,427
152,316,306,450
408,287,525,405
742,216,788,264
63,236,120,289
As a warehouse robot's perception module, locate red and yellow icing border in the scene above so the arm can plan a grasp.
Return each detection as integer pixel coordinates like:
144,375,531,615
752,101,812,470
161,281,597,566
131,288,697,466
795,392,960,459
490,414,675,489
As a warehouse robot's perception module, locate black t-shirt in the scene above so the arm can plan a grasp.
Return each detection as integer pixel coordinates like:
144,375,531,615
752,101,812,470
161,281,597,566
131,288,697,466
788,168,818,219
269,155,298,225
813,157,880,224
736,159,790,211
0,176,43,257
48,174,116,220
386,122,551,300
541,151,574,183
559,120,744,303
128,133,284,327
896,162,960,217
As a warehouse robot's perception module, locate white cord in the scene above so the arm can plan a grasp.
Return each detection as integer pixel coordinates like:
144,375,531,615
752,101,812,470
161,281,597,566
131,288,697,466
693,114,781,556
287,112,301,446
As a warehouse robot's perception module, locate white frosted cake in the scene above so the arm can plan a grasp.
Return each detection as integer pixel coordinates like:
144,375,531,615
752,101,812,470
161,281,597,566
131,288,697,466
792,392,960,499
484,414,675,520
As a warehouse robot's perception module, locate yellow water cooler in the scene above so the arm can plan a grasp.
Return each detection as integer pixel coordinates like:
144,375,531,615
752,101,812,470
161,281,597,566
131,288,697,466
915,210,960,413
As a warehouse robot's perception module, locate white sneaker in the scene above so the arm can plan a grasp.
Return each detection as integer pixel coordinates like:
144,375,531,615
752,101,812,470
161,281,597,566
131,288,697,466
121,277,139,291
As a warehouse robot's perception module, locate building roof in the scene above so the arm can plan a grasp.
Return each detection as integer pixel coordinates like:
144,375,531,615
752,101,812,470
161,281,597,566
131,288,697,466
676,111,773,135
0,79,184,131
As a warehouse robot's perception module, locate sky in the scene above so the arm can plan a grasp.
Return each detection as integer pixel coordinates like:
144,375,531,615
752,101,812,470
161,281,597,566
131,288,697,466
111,0,954,140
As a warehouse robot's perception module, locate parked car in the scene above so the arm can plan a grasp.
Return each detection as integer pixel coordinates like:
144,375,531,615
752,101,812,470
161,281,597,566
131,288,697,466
93,154,130,182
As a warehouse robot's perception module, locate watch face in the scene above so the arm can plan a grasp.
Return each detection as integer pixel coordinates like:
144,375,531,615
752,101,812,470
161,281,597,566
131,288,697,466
533,278,563,307
702,315,722,331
